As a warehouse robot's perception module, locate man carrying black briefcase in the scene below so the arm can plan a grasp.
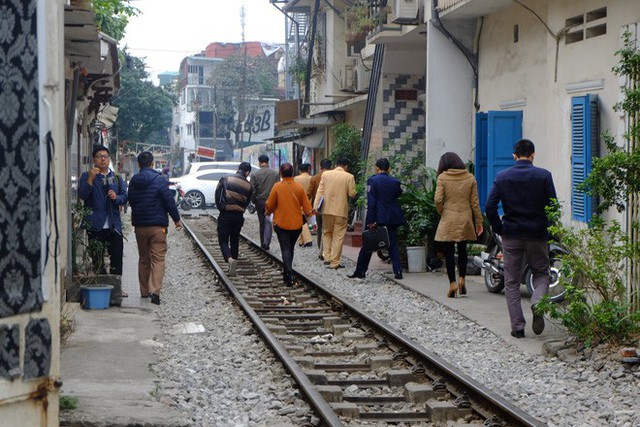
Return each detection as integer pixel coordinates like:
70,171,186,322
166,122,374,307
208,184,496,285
348,158,406,280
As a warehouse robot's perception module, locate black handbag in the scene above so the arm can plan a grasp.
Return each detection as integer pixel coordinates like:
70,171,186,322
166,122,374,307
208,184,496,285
362,226,390,253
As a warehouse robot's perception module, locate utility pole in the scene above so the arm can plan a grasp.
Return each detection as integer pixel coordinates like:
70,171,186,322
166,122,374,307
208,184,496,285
239,5,248,161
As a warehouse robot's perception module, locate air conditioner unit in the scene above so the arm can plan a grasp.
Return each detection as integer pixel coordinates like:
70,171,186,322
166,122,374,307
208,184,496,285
354,62,371,93
392,0,419,24
341,63,355,92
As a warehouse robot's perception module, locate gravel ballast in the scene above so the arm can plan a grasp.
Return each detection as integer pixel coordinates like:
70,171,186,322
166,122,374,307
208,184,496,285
154,212,639,427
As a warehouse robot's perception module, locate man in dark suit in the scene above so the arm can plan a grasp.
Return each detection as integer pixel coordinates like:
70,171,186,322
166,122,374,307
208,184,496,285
485,139,557,338
348,158,406,280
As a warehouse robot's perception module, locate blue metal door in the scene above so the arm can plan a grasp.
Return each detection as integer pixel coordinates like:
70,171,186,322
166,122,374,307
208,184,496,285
475,111,523,210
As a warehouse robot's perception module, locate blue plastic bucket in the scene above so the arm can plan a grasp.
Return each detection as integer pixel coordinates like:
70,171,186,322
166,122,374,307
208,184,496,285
80,285,113,310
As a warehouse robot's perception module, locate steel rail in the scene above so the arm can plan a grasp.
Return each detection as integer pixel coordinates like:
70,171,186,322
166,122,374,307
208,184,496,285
182,219,344,427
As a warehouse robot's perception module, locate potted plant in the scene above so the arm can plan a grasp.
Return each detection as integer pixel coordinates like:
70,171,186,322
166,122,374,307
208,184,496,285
288,54,307,83
345,1,378,44
388,152,439,272
70,202,120,308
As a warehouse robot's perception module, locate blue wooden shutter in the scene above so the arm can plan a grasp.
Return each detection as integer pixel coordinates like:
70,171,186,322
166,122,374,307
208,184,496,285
571,94,599,221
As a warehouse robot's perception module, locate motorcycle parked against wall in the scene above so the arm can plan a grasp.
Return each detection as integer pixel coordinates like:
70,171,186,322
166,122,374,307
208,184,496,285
472,227,568,303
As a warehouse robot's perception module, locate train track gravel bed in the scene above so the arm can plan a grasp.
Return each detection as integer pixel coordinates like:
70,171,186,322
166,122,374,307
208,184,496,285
152,211,639,426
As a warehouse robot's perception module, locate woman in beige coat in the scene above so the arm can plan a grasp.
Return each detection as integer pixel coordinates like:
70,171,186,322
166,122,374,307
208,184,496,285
434,152,483,298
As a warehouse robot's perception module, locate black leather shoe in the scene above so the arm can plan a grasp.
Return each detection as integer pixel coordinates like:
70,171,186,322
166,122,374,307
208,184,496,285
394,272,403,280
150,293,160,305
347,271,365,279
261,244,270,250
532,305,545,335
510,329,525,338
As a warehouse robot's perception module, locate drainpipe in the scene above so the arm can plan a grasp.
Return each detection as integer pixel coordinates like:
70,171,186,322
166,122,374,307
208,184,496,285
430,0,480,111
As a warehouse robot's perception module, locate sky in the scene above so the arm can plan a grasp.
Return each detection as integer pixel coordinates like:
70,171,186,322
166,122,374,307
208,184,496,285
121,0,286,84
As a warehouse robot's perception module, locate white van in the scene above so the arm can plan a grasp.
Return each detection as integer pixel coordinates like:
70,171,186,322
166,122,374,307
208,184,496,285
185,161,259,176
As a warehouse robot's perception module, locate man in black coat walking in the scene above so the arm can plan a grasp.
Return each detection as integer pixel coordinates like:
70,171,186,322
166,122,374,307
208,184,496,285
128,152,182,305
485,139,557,338
215,162,253,276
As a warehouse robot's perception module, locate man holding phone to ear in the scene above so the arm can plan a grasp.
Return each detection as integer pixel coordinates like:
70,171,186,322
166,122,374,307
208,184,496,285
78,145,128,284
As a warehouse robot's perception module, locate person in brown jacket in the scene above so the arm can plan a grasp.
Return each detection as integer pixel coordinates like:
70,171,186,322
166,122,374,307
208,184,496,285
307,158,332,257
434,152,483,298
266,163,316,286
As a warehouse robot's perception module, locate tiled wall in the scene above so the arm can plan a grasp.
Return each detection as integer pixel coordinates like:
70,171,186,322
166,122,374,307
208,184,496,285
382,74,426,162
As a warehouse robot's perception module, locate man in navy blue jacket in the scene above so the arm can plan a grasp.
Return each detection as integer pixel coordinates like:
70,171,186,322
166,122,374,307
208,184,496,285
348,158,406,280
485,139,557,338
78,145,127,277
128,152,182,305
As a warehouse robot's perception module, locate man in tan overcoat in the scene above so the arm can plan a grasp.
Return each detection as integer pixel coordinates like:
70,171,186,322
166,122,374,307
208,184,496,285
313,157,356,269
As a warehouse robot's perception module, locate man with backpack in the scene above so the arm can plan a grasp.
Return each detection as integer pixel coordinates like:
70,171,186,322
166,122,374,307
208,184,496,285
215,162,253,276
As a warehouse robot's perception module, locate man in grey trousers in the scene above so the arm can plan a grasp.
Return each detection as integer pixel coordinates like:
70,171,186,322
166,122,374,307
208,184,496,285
485,139,557,338
250,154,280,250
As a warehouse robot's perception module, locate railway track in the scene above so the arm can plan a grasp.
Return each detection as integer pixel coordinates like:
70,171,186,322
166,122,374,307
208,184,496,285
182,213,543,426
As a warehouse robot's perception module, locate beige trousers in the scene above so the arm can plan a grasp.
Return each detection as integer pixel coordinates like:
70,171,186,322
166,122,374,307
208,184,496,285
321,214,347,268
297,223,313,245
135,226,168,296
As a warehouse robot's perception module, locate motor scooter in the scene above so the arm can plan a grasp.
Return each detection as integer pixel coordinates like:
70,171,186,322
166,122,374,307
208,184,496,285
169,183,191,211
472,227,568,303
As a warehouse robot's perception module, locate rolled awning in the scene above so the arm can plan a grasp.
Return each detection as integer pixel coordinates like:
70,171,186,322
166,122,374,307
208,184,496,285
268,129,326,148
278,113,344,130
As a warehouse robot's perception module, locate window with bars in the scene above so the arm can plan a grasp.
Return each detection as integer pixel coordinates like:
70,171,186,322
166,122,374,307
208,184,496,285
565,7,607,45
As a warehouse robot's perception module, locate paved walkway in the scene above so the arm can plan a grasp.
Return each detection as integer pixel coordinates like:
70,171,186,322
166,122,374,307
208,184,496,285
339,244,568,355
59,227,187,427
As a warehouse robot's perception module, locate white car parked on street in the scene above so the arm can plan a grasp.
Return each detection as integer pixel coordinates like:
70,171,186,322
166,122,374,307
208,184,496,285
170,169,237,209
185,161,259,175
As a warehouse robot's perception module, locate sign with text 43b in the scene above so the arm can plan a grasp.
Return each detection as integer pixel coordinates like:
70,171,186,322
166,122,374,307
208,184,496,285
241,102,275,143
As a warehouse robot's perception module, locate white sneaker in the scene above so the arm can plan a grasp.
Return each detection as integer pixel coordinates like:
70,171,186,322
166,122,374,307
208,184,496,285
228,258,237,276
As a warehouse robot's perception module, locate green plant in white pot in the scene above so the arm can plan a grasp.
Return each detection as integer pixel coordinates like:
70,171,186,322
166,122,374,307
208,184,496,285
388,152,438,272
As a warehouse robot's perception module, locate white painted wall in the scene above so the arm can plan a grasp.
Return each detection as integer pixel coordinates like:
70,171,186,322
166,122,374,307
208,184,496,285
384,47,426,74
425,20,475,169
476,0,639,222
310,1,350,116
